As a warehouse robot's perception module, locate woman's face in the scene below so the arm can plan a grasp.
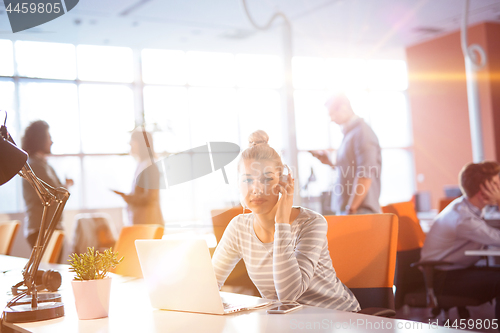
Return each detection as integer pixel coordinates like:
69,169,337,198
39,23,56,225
129,138,140,159
239,159,281,215
42,129,53,154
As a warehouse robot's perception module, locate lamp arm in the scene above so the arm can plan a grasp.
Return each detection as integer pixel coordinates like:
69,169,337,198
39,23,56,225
1,119,69,320
26,189,68,308
16,162,70,309
18,164,57,205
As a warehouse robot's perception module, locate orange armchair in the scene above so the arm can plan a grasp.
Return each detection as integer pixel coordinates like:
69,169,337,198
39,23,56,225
325,214,398,317
110,224,164,278
211,206,259,296
0,220,20,255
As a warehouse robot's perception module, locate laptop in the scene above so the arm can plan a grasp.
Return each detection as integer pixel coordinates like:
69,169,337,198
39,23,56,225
135,239,274,315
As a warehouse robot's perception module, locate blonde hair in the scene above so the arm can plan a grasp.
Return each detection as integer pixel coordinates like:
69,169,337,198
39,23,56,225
131,128,156,161
239,130,283,169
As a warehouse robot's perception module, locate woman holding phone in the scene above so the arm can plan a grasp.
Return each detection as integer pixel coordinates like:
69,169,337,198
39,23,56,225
113,129,164,226
212,130,360,311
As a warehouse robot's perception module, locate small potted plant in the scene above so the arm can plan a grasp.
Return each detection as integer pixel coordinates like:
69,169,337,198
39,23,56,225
68,247,123,320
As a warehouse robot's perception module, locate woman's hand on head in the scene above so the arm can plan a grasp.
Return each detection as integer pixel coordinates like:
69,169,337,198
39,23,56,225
273,172,294,224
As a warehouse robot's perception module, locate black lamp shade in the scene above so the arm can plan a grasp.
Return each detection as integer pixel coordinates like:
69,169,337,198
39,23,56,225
0,136,28,186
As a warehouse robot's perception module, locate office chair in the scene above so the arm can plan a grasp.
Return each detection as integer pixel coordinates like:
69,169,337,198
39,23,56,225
41,230,64,264
72,213,116,254
110,224,164,278
382,201,481,319
381,201,426,310
0,220,20,255
325,214,398,317
438,197,459,213
211,206,260,296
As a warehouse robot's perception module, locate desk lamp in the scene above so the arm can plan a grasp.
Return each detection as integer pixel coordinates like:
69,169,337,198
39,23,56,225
1,112,69,323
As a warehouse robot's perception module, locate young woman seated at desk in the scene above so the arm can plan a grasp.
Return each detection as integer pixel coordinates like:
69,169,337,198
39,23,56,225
212,130,360,311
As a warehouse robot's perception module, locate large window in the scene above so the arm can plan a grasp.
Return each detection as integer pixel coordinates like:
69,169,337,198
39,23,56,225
0,41,138,217
141,51,284,221
0,40,14,76
19,82,80,154
78,84,135,154
16,41,76,80
77,45,133,83
0,40,413,223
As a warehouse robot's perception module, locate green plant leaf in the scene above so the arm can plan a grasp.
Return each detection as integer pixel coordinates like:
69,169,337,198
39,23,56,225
68,247,123,280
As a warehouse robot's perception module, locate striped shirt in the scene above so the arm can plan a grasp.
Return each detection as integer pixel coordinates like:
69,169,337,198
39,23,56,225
212,207,360,311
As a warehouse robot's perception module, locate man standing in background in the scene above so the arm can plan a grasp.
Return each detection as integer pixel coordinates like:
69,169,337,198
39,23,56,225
311,93,381,215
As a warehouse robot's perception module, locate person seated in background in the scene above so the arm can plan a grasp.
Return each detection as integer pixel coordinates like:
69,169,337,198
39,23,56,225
21,120,73,248
113,128,164,226
212,130,360,311
420,161,500,319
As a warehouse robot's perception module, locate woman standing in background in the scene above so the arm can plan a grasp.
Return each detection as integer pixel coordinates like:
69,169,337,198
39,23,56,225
21,120,73,248
113,129,164,226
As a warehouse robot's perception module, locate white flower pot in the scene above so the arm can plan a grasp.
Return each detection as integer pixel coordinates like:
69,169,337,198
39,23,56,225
71,277,112,320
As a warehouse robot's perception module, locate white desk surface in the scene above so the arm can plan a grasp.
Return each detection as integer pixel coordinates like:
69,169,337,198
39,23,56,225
465,249,500,256
1,255,465,333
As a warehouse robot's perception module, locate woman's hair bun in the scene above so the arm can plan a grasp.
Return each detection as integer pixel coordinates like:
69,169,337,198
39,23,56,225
240,130,282,168
248,130,269,148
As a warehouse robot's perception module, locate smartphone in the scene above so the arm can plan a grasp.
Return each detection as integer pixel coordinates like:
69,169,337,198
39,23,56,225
308,150,323,158
267,303,303,314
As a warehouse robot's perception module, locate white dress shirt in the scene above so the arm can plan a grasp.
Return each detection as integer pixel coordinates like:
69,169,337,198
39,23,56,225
420,196,500,270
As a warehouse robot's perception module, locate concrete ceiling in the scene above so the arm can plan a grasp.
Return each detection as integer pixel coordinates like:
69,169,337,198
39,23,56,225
0,0,499,59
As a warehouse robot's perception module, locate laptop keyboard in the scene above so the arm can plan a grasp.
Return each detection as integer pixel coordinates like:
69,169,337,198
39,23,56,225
222,301,246,310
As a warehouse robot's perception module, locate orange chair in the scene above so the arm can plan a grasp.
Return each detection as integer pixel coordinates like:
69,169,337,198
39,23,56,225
382,201,426,252
438,197,459,213
325,214,398,312
72,213,116,255
110,225,164,278
0,220,20,255
382,201,426,309
211,206,259,296
41,230,64,264
211,206,250,245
